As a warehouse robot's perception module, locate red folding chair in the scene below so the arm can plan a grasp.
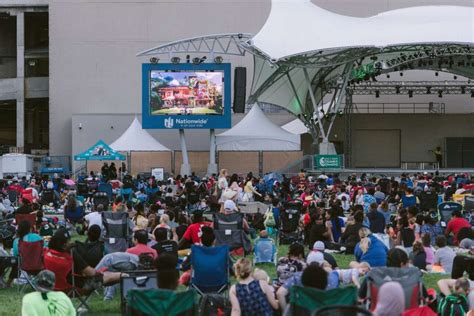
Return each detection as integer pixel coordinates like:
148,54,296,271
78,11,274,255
18,239,44,293
44,248,74,292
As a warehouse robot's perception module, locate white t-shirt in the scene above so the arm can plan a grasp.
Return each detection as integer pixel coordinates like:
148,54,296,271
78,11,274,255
85,212,103,230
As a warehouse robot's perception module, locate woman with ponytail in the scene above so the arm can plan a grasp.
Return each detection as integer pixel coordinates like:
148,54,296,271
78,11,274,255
230,258,278,316
353,227,388,267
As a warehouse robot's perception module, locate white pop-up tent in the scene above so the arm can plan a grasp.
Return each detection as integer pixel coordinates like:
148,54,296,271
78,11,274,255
216,105,300,151
110,118,171,151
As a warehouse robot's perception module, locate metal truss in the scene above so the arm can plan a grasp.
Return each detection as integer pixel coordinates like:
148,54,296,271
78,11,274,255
136,33,252,57
349,80,474,95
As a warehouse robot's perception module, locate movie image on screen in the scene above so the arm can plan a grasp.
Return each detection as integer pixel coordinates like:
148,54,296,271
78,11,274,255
150,71,224,115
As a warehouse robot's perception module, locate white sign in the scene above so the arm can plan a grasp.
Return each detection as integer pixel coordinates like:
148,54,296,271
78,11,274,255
151,167,164,181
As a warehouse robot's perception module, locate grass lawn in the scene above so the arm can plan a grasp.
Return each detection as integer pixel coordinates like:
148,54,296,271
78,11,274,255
0,242,445,315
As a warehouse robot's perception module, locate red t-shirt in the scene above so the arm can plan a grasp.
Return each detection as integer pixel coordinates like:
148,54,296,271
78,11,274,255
446,217,471,244
182,222,213,245
126,243,158,259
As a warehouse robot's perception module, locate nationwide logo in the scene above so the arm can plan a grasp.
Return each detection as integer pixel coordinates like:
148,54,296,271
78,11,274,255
164,117,174,128
175,118,208,125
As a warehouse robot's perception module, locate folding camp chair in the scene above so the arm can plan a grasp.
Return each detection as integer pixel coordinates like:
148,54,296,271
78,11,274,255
437,202,463,224
120,270,158,314
0,255,17,286
464,195,474,212
44,248,74,292
190,245,229,296
213,213,251,254
121,188,133,202
287,286,358,316
40,189,55,206
314,305,372,316
127,288,197,316
98,183,113,200
15,213,37,232
93,191,110,210
365,267,424,311
7,190,18,207
253,237,277,265
18,239,44,293
68,249,99,312
102,211,131,253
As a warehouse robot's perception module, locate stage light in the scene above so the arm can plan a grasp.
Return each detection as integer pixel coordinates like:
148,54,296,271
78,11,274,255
214,56,223,64
438,90,443,98
375,91,380,98
453,75,457,80
400,72,403,77
386,74,390,79
426,86,432,94
200,56,207,64
149,57,159,64
471,91,474,98
435,72,439,76
186,55,190,63
396,86,401,94
192,57,201,65
408,90,413,98
171,57,181,64
461,86,466,94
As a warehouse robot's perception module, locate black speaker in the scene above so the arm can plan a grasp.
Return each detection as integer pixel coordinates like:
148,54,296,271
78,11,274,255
233,67,246,113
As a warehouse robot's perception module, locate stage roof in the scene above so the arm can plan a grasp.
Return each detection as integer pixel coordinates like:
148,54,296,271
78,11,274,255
251,0,474,60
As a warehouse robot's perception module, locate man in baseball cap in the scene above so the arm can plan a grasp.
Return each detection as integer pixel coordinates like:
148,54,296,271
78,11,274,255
22,269,76,315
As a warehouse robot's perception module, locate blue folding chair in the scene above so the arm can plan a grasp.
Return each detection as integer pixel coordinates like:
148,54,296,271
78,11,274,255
253,237,277,265
65,206,85,224
190,245,229,296
98,183,113,200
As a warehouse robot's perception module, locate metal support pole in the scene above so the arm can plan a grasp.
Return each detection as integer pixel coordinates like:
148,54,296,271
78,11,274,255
16,12,25,149
207,129,218,176
327,63,354,138
303,68,326,140
344,88,353,168
179,129,191,176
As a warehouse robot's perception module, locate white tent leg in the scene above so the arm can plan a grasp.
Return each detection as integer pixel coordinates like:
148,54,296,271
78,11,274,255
179,129,191,176
207,129,218,176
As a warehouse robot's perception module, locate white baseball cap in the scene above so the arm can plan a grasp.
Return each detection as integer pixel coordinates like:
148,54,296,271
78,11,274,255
224,199,237,211
312,241,325,251
306,251,324,265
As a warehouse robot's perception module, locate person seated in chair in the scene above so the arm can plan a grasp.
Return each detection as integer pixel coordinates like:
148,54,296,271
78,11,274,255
15,198,34,215
156,253,179,291
126,229,157,260
12,221,42,257
152,227,178,258
74,225,104,268
253,230,276,264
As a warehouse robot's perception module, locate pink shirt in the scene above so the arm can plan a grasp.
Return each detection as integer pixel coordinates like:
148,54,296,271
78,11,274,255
424,246,434,265
126,244,157,259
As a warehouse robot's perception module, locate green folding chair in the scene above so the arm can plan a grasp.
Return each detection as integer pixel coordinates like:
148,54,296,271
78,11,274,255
287,286,358,316
127,288,197,316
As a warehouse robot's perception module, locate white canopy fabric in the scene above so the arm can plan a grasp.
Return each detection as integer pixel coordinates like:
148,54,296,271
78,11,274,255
216,105,300,151
110,118,171,151
252,0,474,60
281,119,308,135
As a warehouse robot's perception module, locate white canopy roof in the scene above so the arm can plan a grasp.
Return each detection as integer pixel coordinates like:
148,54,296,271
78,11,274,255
252,0,474,60
281,119,308,135
216,105,300,151
110,118,171,151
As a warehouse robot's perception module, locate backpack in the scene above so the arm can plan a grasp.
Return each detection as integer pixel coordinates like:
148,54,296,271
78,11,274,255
200,294,231,316
437,294,469,316
264,208,276,227
137,253,155,270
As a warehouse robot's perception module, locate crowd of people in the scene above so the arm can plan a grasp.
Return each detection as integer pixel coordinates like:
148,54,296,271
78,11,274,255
0,167,473,315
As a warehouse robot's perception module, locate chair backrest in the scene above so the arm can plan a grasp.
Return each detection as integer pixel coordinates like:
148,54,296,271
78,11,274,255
102,211,129,238
213,213,243,231
191,245,229,291
19,239,44,272
40,189,55,204
366,267,423,311
213,229,251,253
289,286,357,316
15,213,37,232
93,192,110,209
98,183,113,199
438,202,463,222
120,270,158,314
464,195,474,212
314,305,372,316
254,238,276,264
44,248,73,291
127,288,197,316
65,206,85,222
